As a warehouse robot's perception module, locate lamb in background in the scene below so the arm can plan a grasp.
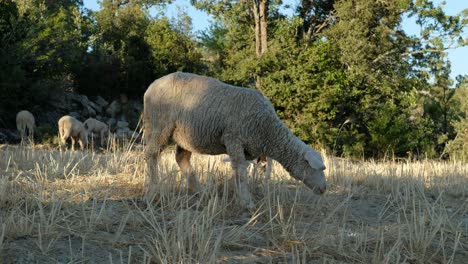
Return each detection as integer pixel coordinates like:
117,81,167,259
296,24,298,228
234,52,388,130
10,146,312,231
143,72,326,208
84,117,109,146
16,110,35,145
58,115,88,151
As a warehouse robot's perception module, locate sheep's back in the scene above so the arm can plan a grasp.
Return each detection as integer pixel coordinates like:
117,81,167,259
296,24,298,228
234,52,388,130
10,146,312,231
59,116,85,137
144,72,277,155
16,111,35,127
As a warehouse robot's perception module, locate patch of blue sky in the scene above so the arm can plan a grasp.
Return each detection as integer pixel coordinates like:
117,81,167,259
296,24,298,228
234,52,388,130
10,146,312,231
83,0,467,82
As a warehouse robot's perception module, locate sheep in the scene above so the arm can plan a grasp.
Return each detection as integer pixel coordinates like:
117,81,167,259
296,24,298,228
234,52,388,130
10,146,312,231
58,115,88,151
16,110,35,145
143,72,326,208
83,118,109,146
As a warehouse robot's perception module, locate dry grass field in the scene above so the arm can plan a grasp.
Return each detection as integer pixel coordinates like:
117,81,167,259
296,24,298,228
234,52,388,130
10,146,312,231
0,143,467,263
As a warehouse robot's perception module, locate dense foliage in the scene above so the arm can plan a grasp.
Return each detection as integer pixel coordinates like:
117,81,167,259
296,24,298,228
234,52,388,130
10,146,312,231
0,0,466,160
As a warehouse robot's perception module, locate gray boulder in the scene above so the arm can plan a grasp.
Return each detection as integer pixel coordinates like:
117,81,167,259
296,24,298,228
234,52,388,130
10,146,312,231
93,96,109,109
107,118,117,128
106,100,121,118
116,121,129,129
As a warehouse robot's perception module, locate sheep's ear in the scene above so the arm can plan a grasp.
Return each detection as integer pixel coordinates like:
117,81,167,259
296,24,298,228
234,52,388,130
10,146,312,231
304,151,326,170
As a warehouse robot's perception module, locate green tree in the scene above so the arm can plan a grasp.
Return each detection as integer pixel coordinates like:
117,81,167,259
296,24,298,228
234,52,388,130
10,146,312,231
77,0,154,97
145,15,203,76
445,76,468,161
203,0,466,158
0,0,29,126
77,0,202,97
0,0,91,126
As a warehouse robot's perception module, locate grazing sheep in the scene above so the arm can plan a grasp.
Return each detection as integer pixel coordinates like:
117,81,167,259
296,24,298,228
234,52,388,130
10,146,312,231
84,118,109,146
58,115,88,151
144,72,326,208
16,110,35,144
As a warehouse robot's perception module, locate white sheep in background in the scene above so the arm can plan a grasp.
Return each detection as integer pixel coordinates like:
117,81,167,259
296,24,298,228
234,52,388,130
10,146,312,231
16,110,35,145
143,72,326,208
58,115,88,151
84,117,109,146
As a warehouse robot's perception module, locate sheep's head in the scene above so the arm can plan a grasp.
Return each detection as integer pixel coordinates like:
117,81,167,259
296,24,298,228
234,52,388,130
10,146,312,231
290,149,326,194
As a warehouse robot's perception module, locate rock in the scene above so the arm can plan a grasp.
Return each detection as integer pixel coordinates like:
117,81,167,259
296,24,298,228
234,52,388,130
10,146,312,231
85,97,101,113
131,100,143,113
66,93,101,117
93,96,109,109
106,100,121,118
81,106,96,117
107,118,117,128
115,129,127,139
114,126,138,140
129,130,140,140
117,121,129,129
69,112,80,119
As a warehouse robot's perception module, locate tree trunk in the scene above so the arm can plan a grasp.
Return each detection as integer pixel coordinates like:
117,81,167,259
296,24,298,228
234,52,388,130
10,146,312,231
253,0,261,57
252,0,268,89
259,0,268,55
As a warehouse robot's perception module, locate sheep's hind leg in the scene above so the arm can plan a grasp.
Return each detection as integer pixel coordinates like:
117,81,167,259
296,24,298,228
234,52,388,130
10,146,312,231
100,130,106,146
144,125,173,186
19,125,26,146
176,145,201,193
27,125,34,145
226,142,255,209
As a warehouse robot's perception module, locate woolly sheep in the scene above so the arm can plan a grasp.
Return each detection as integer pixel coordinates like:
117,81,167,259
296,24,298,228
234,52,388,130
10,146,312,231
58,115,88,151
143,72,326,208
84,118,109,146
16,110,35,145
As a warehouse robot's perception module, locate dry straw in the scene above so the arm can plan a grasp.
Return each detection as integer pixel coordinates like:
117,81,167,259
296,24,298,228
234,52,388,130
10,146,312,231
0,143,466,263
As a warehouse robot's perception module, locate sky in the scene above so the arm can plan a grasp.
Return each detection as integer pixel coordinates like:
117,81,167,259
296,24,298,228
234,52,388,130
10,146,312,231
83,0,467,81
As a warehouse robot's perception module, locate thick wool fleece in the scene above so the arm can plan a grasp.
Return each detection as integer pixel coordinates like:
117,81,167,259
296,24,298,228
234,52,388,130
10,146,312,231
58,115,88,150
84,118,108,145
16,110,35,142
143,72,326,191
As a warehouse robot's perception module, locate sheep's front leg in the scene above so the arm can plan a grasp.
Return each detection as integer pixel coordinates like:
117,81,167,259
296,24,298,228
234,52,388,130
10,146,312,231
78,138,85,150
71,137,76,151
100,130,106,146
226,143,255,209
176,145,201,193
